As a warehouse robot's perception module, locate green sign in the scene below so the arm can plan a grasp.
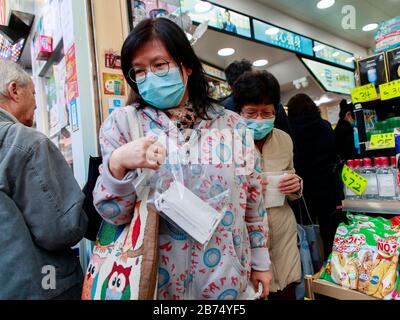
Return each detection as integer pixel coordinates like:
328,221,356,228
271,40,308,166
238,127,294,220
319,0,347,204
314,41,355,69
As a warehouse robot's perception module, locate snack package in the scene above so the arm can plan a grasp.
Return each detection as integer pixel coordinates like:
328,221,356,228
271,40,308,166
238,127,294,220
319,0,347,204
320,213,400,299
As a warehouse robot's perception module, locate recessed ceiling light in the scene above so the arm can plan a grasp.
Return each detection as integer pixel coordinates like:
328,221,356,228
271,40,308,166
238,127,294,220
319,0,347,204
265,27,280,35
218,48,235,56
362,23,378,32
194,1,212,13
313,44,326,52
332,51,340,57
253,59,269,67
317,0,335,9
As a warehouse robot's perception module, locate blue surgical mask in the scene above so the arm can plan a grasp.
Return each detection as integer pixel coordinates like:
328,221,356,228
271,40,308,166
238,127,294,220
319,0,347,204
137,67,186,109
244,117,275,140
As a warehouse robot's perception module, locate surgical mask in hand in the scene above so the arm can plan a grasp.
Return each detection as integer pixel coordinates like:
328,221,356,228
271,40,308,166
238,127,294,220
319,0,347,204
244,117,275,140
137,67,186,109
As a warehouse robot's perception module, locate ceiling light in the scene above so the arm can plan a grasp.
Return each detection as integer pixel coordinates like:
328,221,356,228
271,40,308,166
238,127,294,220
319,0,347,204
332,51,340,57
362,23,378,32
317,0,335,9
313,44,326,52
265,27,280,35
253,59,269,67
218,48,235,56
194,1,212,14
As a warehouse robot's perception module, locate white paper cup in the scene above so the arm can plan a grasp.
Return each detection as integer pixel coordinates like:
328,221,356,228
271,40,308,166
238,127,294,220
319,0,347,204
262,172,286,208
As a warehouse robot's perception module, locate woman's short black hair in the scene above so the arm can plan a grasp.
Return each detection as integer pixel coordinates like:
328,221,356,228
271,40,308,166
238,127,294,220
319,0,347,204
121,18,212,118
232,70,281,113
339,99,354,120
224,59,252,87
287,93,320,118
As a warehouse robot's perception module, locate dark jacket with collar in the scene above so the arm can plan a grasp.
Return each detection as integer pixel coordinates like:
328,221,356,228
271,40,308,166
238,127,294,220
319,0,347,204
0,108,87,299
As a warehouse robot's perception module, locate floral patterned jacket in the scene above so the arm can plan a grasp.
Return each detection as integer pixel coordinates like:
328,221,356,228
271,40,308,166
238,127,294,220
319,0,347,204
93,104,270,300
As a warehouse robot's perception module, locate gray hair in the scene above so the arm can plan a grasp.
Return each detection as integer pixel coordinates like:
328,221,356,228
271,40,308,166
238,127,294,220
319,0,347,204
0,60,32,101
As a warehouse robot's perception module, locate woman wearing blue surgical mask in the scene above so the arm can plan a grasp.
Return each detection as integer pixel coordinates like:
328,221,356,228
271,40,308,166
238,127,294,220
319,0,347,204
233,71,302,300
92,18,271,300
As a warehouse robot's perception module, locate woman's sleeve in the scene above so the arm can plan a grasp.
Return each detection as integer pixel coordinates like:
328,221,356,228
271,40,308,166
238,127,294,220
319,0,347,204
93,108,138,225
245,145,271,272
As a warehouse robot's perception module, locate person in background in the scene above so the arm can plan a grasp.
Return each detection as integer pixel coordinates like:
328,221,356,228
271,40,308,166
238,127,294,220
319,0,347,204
0,60,88,299
221,60,292,137
93,18,271,300
221,59,252,112
222,10,238,34
287,93,340,259
233,70,302,300
334,99,358,161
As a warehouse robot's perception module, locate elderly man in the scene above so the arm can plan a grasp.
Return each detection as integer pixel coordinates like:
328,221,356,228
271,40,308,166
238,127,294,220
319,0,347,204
0,60,87,299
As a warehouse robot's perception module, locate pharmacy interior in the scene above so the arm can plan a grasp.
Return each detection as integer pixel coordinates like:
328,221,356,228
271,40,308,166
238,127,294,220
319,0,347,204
121,0,400,300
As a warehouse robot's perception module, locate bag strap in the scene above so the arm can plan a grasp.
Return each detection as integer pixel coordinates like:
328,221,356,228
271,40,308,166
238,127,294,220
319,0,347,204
298,195,316,225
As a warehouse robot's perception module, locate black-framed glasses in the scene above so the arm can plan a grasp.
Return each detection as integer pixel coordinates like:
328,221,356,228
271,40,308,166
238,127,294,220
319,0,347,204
128,58,172,84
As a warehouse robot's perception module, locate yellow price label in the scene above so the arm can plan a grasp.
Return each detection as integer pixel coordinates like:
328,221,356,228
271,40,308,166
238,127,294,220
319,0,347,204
351,84,378,104
379,80,400,101
369,133,395,149
342,165,368,196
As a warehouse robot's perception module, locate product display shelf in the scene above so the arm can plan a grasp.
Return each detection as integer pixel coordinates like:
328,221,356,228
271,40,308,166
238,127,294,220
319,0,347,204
342,199,400,214
304,273,378,300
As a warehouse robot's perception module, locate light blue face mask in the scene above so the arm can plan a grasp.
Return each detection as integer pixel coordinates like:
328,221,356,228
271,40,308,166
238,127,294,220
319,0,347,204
244,117,275,141
137,67,186,109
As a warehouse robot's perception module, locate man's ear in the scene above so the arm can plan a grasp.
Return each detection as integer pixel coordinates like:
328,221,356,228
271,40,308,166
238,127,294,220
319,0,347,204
8,81,19,102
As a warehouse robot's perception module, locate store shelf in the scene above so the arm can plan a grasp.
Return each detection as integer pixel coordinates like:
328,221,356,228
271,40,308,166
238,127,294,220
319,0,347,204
305,275,378,300
342,199,400,214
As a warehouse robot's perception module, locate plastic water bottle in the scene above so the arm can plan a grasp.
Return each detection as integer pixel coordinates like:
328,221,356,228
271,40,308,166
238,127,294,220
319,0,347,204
377,157,397,200
345,160,358,199
390,156,399,200
353,159,363,199
360,158,378,199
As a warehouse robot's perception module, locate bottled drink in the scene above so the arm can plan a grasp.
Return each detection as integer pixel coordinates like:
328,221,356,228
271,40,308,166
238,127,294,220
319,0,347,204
390,156,399,199
353,159,363,199
377,157,397,200
345,160,357,199
360,158,378,199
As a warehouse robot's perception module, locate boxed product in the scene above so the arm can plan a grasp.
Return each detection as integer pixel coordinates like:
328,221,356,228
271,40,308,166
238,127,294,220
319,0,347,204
319,213,400,300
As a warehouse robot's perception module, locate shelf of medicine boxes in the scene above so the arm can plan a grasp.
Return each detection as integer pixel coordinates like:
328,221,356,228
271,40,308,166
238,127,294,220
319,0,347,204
342,199,400,215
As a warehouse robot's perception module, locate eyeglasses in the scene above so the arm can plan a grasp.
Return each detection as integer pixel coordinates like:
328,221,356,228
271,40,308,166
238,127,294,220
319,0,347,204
128,58,172,84
242,111,275,120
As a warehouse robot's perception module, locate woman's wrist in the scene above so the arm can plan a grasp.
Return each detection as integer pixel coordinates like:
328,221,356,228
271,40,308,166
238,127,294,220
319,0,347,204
109,149,127,180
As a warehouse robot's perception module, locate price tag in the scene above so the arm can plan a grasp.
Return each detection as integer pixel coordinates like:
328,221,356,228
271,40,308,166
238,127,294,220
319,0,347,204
351,84,378,104
369,133,395,149
342,165,368,196
379,80,400,101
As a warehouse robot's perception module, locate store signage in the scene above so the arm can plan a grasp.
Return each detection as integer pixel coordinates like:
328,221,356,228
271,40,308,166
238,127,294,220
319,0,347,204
351,84,378,104
386,47,400,81
342,165,368,196
105,51,122,69
369,133,395,149
302,58,355,95
180,0,251,38
103,73,126,96
374,16,400,53
202,62,226,80
379,79,400,100
313,41,355,69
254,19,314,56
